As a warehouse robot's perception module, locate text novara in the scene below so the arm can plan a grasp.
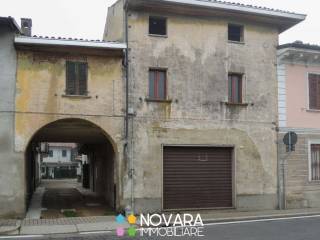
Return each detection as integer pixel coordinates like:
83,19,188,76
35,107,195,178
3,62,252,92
139,213,205,237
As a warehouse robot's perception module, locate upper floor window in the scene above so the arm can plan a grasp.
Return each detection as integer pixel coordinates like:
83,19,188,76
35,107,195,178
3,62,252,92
149,69,167,100
228,24,244,42
228,73,243,104
309,73,320,110
49,150,53,157
149,16,167,36
66,61,88,96
62,150,67,157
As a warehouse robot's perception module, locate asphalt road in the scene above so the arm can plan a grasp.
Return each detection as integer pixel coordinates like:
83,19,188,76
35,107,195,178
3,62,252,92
2,215,320,240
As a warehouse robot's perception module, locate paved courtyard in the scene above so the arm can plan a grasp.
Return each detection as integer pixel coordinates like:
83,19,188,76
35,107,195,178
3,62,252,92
27,179,114,219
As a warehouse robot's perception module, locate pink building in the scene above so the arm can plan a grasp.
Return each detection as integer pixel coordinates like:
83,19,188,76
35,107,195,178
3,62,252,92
278,41,320,208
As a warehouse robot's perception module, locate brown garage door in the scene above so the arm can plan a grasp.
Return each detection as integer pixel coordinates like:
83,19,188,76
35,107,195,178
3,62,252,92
163,146,233,210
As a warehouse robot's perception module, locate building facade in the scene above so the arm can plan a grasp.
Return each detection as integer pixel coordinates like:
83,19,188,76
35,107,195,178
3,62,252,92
278,42,320,208
0,26,126,217
104,0,305,212
42,143,78,179
0,1,308,218
0,17,22,218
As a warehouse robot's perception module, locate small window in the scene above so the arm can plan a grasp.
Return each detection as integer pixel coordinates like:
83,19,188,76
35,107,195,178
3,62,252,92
149,16,167,36
228,24,244,42
149,69,167,100
62,150,67,157
66,61,88,96
228,73,243,103
49,150,53,157
311,144,320,181
309,74,320,110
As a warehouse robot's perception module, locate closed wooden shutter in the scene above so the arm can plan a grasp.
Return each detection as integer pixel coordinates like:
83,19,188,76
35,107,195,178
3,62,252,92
78,62,88,95
66,62,76,95
228,74,242,103
163,146,233,210
66,61,88,95
309,74,320,109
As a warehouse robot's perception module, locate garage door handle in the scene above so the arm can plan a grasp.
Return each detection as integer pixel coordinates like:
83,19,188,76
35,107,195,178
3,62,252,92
198,156,208,162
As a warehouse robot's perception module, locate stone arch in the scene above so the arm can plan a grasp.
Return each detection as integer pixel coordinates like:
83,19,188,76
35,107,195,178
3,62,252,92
23,117,121,215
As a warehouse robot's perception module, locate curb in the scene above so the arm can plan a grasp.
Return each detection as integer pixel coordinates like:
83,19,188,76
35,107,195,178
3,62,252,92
202,211,320,224
0,225,21,236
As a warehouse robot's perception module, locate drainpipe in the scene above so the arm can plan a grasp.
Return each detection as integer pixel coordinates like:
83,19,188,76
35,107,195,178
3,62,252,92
276,127,283,209
277,127,286,210
124,0,134,215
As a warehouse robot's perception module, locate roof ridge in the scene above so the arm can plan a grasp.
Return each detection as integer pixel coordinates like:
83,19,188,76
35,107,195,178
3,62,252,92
18,35,123,44
278,41,320,51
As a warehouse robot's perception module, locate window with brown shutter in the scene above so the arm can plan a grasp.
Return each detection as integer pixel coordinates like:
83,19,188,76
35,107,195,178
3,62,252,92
149,69,167,100
66,61,88,96
309,73,320,110
228,73,243,103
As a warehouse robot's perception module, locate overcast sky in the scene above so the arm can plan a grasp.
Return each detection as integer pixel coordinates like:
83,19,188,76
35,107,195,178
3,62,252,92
0,0,318,44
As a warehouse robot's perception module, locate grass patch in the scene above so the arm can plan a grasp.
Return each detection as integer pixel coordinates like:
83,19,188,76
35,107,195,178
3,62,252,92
62,210,77,218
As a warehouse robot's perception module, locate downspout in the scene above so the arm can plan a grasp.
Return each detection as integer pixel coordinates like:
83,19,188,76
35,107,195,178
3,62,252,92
124,0,134,214
276,127,283,209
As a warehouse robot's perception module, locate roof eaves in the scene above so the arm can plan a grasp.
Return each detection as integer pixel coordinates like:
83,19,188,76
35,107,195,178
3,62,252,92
146,0,306,20
0,16,21,33
14,36,127,50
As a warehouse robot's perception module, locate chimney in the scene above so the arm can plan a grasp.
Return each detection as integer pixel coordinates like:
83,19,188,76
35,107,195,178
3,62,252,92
21,18,32,36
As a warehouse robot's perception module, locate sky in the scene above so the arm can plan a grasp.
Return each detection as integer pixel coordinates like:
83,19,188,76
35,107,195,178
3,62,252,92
0,0,318,44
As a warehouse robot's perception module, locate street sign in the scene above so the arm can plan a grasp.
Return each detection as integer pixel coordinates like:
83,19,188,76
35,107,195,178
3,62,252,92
283,131,297,152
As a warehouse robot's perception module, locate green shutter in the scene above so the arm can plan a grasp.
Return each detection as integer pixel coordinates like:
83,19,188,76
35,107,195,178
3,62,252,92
78,62,88,95
66,62,76,95
309,74,318,109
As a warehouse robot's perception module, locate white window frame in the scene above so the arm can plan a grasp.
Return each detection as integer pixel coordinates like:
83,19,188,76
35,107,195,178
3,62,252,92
308,140,320,182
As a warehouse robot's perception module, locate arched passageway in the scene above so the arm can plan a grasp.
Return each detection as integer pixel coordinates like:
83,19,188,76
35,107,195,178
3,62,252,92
25,118,117,218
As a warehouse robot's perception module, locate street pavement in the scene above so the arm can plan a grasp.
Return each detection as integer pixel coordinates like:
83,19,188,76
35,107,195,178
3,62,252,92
1,214,320,240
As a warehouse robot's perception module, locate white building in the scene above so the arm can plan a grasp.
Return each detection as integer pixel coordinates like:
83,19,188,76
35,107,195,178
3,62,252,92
42,143,79,179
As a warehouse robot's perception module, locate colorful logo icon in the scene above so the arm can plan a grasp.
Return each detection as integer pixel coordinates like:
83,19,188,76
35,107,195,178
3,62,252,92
116,214,137,237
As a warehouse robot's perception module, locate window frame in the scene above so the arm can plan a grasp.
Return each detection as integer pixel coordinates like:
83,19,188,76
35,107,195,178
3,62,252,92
65,61,89,96
148,68,167,100
228,73,243,104
307,72,320,110
308,140,320,182
62,149,67,157
148,16,168,37
49,150,53,157
228,23,244,43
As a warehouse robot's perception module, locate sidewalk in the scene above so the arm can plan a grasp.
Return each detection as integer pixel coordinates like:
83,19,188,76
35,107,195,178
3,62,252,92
197,207,320,223
1,208,320,236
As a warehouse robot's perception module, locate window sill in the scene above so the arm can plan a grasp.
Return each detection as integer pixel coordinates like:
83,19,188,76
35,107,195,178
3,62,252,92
145,98,172,103
222,101,249,107
306,109,320,112
228,40,245,45
307,180,320,185
62,94,92,99
148,34,168,38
